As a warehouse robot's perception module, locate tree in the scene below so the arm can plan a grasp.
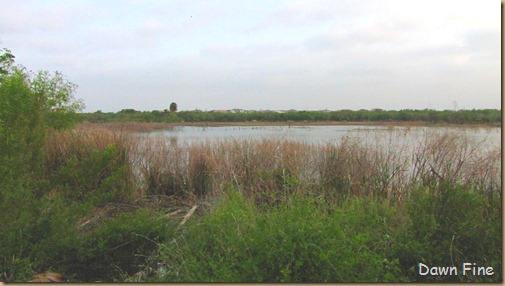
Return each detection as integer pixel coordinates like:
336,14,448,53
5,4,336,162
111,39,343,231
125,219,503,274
1,49,84,130
170,102,177,113
0,48,15,77
0,48,85,202
31,70,85,129
0,49,85,280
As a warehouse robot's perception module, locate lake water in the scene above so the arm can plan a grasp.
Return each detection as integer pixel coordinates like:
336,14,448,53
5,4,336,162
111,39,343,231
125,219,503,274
144,125,501,149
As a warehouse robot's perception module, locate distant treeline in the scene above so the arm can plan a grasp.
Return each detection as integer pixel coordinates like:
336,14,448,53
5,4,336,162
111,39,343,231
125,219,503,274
80,108,501,125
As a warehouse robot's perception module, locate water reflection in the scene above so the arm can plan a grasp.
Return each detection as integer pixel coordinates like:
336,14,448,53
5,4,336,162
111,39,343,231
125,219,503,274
143,125,501,149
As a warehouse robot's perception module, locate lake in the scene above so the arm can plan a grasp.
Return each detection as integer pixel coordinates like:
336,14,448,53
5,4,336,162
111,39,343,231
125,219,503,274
143,125,501,149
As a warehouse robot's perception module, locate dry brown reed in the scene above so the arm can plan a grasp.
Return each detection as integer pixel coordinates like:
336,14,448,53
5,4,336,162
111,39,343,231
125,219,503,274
45,125,501,207
317,135,406,202
77,122,176,134
132,136,188,198
410,131,501,196
44,126,131,174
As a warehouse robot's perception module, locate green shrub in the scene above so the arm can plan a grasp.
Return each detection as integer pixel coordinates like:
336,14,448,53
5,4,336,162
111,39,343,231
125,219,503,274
49,144,133,208
151,183,501,283
0,69,45,179
0,184,40,281
0,256,37,282
53,209,173,282
395,184,502,282
0,53,86,282
154,189,407,282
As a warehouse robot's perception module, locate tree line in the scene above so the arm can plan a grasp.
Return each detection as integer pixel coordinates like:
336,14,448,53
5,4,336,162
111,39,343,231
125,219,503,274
81,108,501,125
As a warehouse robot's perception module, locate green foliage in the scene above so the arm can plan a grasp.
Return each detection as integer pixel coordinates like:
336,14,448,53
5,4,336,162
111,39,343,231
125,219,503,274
170,102,177,113
0,138,138,282
0,69,45,177
31,70,84,129
1,71,83,132
1,257,37,282
0,48,15,77
0,184,40,268
49,144,133,207
398,184,502,282
60,209,172,282
80,108,501,125
145,181,501,283
0,49,105,281
154,190,407,282
0,67,48,281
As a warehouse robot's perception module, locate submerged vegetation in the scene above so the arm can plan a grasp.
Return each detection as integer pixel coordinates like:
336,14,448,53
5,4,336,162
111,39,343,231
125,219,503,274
0,49,502,282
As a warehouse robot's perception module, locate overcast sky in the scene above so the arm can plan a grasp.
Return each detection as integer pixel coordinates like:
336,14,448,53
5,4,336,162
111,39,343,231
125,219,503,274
0,0,501,112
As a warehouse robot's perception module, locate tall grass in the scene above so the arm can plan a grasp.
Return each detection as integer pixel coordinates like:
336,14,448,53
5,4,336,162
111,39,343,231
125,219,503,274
77,121,177,133
43,126,136,205
122,130,500,207
410,132,501,196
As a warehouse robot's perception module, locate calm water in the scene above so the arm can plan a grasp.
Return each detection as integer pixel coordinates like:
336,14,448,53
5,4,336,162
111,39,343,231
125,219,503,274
144,125,501,149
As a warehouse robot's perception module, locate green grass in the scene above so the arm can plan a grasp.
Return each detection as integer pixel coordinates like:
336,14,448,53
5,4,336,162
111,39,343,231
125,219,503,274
146,185,500,282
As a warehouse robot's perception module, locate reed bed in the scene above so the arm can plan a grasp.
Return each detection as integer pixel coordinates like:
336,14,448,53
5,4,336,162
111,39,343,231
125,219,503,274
77,121,176,133
410,132,501,193
44,125,501,206
123,130,501,206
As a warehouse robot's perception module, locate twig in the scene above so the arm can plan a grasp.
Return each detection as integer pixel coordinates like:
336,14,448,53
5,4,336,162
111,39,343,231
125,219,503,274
166,209,185,218
178,205,198,228
134,233,159,246
429,164,443,181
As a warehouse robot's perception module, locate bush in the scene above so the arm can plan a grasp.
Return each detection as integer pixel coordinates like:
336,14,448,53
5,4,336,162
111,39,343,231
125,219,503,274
146,180,502,283
0,53,87,281
61,209,173,282
153,189,407,282
48,143,133,207
398,184,502,282
0,257,37,282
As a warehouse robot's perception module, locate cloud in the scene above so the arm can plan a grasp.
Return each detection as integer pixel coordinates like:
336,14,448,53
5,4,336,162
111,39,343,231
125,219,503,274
0,1,93,34
138,20,164,36
1,0,499,112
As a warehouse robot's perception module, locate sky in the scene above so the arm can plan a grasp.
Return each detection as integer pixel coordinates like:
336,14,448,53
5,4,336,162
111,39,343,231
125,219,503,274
0,0,501,112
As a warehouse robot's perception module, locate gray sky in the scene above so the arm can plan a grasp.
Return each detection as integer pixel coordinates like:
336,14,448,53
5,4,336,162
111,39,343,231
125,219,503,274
0,0,501,112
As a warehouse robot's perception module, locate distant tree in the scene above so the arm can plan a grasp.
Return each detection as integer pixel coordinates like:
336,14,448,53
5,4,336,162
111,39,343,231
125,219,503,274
170,102,177,113
119,109,137,114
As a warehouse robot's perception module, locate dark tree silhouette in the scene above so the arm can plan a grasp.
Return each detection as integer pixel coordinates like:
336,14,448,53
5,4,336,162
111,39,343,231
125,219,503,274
170,102,177,113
